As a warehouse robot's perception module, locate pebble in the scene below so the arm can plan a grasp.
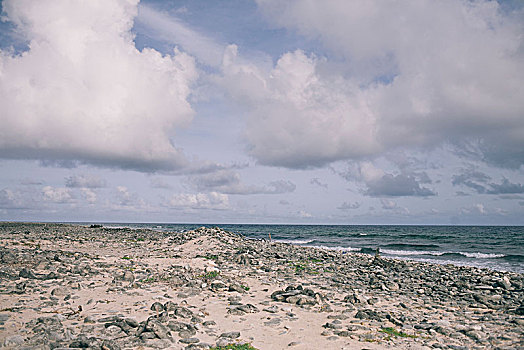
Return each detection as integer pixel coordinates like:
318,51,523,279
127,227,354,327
0,222,522,350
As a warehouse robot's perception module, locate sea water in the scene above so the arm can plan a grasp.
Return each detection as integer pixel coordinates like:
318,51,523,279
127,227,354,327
99,223,524,273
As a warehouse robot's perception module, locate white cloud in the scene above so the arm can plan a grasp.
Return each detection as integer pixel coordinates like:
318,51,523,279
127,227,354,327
81,188,97,204
380,198,398,210
226,0,524,169
42,186,73,203
136,4,224,67
115,186,143,207
297,210,312,218
186,169,296,195
0,0,197,171
165,192,229,210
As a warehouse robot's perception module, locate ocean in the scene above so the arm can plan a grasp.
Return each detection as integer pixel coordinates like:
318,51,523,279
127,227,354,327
98,223,524,274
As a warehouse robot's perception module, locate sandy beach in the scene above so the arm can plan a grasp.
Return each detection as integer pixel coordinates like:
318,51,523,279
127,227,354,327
0,222,522,349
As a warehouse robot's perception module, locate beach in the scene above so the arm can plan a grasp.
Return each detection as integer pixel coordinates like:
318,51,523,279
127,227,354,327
0,222,523,349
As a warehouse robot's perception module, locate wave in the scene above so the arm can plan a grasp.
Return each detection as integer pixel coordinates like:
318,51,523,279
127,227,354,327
380,249,506,260
276,239,315,245
309,245,360,252
382,243,440,250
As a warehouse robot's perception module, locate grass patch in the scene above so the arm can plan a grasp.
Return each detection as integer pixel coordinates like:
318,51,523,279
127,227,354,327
203,254,219,261
200,270,220,280
290,262,319,275
121,256,132,260
140,277,157,283
210,344,258,350
380,327,417,339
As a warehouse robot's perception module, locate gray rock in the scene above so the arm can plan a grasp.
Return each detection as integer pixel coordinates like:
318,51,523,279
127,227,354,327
19,268,37,279
179,337,199,344
4,335,24,347
174,306,193,318
101,339,121,350
146,318,171,339
355,309,383,321
122,270,135,282
219,331,240,339
51,287,69,296
151,302,164,312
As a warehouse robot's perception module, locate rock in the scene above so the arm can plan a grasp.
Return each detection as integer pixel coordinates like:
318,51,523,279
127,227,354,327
236,304,259,313
164,301,177,311
343,293,367,304
220,331,240,339
263,305,279,313
210,280,227,290
355,309,383,321
146,318,171,339
174,306,193,318
51,287,69,296
19,268,37,279
122,270,135,282
101,339,121,350
84,315,96,323
185,343,211,349
151,302,165,313
180,337,200,344
216,338,231,347
323,322,342,330
228,284,246,293
4,335,24,347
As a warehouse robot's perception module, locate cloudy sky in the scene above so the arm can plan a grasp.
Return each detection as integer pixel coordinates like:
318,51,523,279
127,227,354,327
1,0,523,225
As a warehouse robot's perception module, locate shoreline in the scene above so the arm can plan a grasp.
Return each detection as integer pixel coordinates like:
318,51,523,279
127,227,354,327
0,222,523,349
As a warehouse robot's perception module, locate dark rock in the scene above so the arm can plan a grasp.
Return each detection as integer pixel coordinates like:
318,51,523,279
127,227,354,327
151,302,164,313
179,337,199,344
101,339,121,350
355,309,383,321
220,331,240,339
146,318,171,339
19,268,37,279
174,306,193,318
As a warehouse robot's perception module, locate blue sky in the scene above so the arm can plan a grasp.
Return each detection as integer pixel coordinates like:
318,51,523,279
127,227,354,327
0,0,523,224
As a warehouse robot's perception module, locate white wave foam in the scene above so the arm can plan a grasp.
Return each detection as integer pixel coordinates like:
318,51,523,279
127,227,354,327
276,239,315,245
381,249,505,259
381,249,440,256
309,245,359,252
460,252,505,259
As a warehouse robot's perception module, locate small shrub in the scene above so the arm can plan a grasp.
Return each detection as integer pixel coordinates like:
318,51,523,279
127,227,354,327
380,327,417,338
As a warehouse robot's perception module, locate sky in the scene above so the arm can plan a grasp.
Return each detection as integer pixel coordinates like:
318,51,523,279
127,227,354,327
0,0,523,225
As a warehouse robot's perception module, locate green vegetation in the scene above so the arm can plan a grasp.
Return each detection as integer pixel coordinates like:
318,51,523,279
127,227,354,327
200,270,220,280
121,256,132,260
210,343,258,350
290,262,319,275
240,284,250,291
380,327,417,339
203,254,219,261
139,277,157,283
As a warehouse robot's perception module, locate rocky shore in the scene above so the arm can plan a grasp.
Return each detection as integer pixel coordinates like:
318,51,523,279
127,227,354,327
0,222,522,349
